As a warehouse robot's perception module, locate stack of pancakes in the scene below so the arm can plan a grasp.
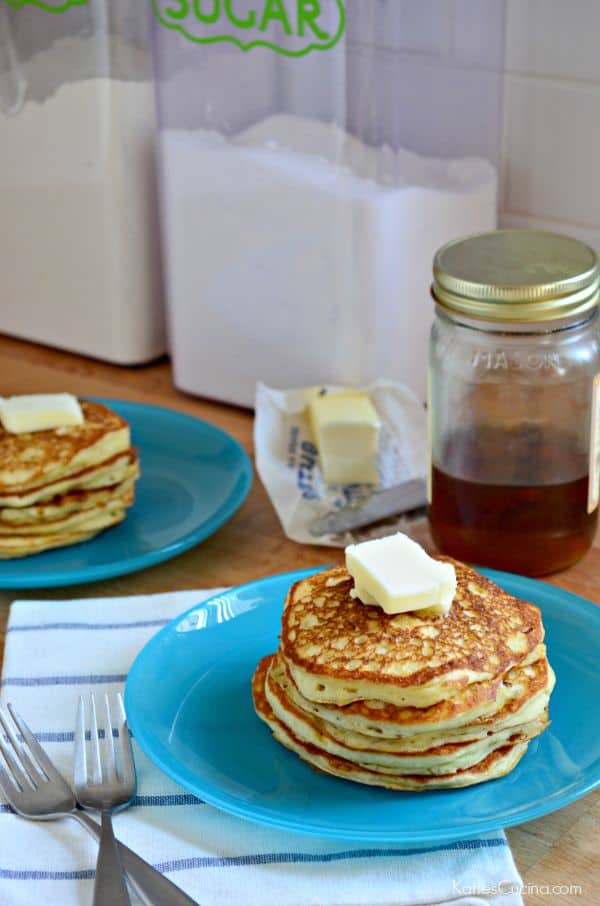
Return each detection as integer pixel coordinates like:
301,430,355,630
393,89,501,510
0,401,139,558
253,561,554,790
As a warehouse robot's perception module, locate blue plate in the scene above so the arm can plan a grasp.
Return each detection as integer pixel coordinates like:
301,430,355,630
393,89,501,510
125,568,600,843
0,399,252,589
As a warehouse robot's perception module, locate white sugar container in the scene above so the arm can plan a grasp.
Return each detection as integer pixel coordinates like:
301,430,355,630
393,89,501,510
0,3,164,364
152,0,504,404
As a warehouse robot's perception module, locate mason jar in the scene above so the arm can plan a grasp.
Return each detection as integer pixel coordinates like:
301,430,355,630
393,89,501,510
428,230,600,576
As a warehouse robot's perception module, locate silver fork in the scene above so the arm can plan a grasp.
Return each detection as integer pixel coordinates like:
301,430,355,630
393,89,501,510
74,693,133,905
0,702,198,906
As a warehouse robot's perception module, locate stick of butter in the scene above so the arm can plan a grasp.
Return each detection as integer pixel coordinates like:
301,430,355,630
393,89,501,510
308,391,381,485
345,532,456,616
0,394,84,434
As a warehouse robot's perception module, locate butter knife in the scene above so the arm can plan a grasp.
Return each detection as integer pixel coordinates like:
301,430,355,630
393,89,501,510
309,478,428,537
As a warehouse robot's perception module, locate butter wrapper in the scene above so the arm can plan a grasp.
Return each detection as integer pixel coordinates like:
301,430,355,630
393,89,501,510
254,381,427,547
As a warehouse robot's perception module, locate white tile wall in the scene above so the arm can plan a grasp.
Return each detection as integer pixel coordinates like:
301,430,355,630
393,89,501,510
503,76,600,227
505,0,600,82
501,1,600,253
344,1,598,246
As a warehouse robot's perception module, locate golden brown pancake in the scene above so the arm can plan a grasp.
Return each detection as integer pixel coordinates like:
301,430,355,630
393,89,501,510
281,563,544,708
271,651,552,743
0,475,137,526
268,652,553,752
0,485,134,536
0,449,138,508
0,400,139,558
0,514,126,558
263,654,547,775
0,401,130,493
253,558,554,791
252,657,530,790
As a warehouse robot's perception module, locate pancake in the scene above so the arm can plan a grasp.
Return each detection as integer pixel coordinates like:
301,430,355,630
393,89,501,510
0,401,130,493
269,653,554,752
253,552,554,791
0,475,137,526
281,563,544,708
0,484,134,536
263,655,548,775
0,510,126,558
0,449,138,508
272,652,553,745
0,399,139,557
252,657,530,790
0,470,137,534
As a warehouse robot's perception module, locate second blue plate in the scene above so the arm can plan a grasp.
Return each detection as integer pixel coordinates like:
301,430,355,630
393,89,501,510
125,568,600,843
0,400,252,589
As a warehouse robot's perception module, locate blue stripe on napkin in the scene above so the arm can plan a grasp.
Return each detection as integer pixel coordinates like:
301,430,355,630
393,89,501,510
0,793,203,814
7,619,170,633
1,674,128,687
0,838,508,881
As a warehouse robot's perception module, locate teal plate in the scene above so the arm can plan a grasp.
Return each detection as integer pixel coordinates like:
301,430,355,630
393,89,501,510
0,399,252,589
125,568,600,843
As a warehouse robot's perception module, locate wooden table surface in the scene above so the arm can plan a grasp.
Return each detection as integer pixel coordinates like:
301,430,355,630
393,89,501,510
0,333,598,904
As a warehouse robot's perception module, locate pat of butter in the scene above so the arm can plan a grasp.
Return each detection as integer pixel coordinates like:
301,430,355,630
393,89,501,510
308,391,381,485
0,394,84,434
345,532,456,616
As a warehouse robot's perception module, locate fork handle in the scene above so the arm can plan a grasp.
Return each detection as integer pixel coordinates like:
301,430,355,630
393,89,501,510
93,810,131,906
72,810,198,906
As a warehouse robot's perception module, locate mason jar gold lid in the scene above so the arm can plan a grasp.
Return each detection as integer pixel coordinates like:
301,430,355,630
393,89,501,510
432,230,600,323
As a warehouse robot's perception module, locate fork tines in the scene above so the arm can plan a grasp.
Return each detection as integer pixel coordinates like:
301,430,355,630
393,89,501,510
74,692,134,789
0,703,56,792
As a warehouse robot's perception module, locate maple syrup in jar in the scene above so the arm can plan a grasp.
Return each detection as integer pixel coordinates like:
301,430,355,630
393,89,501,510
428,230,600,576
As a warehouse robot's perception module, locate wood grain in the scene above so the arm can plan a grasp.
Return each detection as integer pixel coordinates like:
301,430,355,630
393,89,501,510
0,333,598,904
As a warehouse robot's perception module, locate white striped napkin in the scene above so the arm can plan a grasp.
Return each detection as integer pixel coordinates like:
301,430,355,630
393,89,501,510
0,590,525,906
